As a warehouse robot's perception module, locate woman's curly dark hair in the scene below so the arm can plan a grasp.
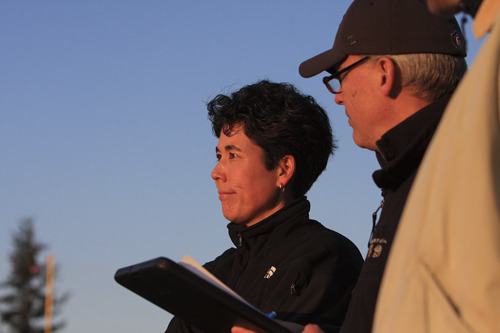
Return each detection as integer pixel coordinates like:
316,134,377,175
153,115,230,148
207,80,336,198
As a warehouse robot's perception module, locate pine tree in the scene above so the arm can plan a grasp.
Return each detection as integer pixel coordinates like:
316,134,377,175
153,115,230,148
0,218,67,333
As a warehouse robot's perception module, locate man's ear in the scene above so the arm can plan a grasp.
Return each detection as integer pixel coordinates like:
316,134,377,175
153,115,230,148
276,154,295,188
376,57,400,98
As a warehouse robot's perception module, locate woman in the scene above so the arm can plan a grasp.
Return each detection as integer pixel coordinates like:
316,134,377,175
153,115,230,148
166,80,362,332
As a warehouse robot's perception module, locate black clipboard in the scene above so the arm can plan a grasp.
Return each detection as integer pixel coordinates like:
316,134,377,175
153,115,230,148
114,257,294,333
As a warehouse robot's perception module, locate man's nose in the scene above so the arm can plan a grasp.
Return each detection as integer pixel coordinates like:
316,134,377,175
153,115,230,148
335,92,344,105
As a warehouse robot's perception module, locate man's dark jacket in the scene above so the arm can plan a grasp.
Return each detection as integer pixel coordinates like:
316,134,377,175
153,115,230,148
166,197,363,333
340,97,450,333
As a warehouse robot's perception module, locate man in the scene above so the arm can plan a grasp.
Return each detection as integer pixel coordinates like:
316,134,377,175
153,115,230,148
296,0,467,332
373,0,500,332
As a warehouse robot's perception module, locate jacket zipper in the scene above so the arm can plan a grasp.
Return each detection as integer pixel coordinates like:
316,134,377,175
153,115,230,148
368,199,384,247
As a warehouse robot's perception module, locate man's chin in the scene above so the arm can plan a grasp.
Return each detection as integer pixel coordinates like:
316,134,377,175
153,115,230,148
353,133,377,151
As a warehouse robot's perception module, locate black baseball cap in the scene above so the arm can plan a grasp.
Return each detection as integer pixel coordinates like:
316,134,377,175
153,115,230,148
299,0,466,78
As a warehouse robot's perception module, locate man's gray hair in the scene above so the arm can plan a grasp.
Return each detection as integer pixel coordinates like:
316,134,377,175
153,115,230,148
390,53,467,102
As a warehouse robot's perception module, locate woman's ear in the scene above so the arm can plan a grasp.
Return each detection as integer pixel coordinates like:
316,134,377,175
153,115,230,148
276,154,295,188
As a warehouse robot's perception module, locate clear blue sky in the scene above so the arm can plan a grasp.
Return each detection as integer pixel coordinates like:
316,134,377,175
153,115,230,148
0,1,483,332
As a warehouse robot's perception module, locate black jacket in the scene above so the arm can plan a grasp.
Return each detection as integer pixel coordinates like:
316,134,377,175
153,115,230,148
166,197,363,333
340,98,449,333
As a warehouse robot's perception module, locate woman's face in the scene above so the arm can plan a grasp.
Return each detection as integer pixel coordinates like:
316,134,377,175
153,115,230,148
211,124,284,227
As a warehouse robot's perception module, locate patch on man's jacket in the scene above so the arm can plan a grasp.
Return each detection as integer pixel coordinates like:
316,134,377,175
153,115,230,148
367,238,388,258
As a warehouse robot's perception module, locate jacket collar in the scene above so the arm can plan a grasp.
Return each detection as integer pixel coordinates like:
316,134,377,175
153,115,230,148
227,197,310,248
372,96,450,190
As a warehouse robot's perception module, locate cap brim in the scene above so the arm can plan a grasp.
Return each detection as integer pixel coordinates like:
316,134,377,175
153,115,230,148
299,48,346,78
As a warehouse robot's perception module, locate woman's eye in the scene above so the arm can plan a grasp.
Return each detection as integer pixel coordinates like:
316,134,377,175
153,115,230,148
228,152,237,159
216,153,221,161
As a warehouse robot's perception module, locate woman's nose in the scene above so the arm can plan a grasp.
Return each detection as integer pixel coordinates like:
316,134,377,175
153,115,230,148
211,162,226,182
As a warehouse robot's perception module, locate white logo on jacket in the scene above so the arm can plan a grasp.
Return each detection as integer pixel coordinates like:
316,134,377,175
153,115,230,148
264,266,277,279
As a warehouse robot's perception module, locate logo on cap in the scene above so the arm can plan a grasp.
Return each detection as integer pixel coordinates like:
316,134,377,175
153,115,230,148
451,31,464,50
346,34,358,47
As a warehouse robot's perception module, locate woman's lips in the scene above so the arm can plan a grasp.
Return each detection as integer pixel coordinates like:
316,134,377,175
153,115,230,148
218,191,236,200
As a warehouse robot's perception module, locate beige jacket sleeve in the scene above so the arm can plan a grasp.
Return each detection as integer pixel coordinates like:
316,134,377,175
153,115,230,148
373,12,500,333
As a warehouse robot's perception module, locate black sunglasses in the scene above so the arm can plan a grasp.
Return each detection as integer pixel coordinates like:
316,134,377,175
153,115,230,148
322,56,371,94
